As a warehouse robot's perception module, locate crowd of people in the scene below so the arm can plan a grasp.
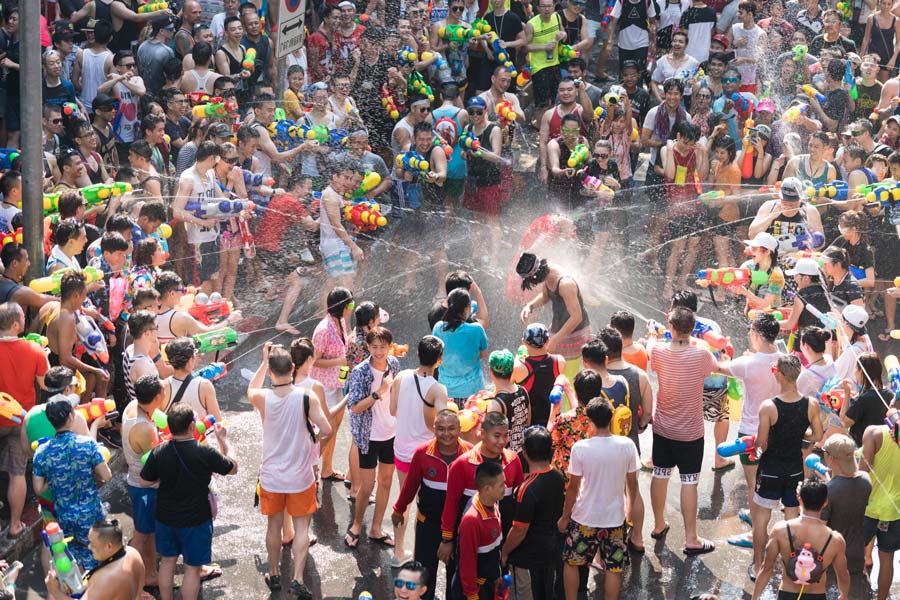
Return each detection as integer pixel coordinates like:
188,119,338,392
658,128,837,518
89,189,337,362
0,0,897,597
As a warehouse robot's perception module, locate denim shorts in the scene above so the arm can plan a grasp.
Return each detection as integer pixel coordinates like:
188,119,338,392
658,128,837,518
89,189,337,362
127,485,157,535
155,519,213,566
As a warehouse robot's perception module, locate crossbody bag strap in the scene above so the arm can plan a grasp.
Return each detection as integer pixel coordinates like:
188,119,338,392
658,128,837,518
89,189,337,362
413,373,435,408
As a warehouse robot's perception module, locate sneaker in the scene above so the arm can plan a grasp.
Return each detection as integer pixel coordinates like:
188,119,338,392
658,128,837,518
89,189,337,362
289,579,313,599
390,551,413,568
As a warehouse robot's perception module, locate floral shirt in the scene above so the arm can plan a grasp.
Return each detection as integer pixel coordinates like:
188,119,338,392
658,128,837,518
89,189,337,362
33,431,106,569
310,315,349,390
346,328,370,370
549,405,592,484
128,265,158,305
740,259,785,307
347,356,401,454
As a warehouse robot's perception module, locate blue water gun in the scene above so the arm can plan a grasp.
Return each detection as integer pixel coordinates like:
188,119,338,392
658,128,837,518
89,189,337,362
791,231,825,250
0,148,21,169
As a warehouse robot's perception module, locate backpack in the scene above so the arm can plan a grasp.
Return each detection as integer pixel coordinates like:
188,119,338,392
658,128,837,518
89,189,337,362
600,378,633,437
433,113,460,148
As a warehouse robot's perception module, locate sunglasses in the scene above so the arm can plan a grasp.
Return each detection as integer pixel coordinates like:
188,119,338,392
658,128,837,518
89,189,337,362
120,62,135,68
417,106,430,113
560,127,579,134
594,153,609,159
221,156,239,164
175,98,190,104
468,109,484,115
394,579,421,590
850,130,865,136
50,118,62,124
722,77,740,83
451,5,465,11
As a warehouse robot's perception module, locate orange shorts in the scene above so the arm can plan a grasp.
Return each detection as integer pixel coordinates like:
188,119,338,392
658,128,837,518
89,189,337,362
259,483,318,517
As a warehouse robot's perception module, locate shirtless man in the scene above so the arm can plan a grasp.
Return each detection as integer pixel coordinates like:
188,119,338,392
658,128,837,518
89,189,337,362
46,518,146,600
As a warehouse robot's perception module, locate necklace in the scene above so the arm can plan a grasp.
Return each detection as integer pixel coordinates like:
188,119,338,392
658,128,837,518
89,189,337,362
800,513,823,522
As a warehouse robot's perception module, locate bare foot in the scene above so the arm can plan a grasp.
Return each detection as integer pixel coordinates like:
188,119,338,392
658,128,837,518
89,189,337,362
275,323,300,335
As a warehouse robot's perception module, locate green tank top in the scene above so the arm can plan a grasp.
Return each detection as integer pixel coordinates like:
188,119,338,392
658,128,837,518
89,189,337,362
865,427,900,522
528,13,562,74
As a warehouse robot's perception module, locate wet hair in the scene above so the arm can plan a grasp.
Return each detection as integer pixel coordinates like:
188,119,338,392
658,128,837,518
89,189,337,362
751,313,781,342
133,288,160,309
0,243,25,270
581,338,608,367
595,327,623,358
135,374,164,405
738,0,756,14
155,270,183,298
58,191,84,219
113,50,133,66
609,311,636,338
707,52,728,65
827,58,845,81
844,144,868,165
586,397,613,428
132,237,160,267
106,213,136,234
268,346,294,377
365,326,393,346
714,135,737,163
139,202,168,224
823,247,850,270
196,140,220,162
516,253,550,291
100,232,129,255
326,287,354,318
856,352,883,391
668,306,696,335
353,301,379,330
128,310,158,340
663,78,685,94
53,218,84,247
141,113,164,137
0,171,20,198
573,369,603,406
166,402,195,436
191,41,213,65
481,410,509,431
799,327,831,353
440,288,471,332
671,30,689,44
560,113,580,128
475,460,504,489
290,337,315,369
798,478,828,511
398,561,429,587
838,210,867,234
523,426,552,462
775,354,802,381
59,271,86,302
418,335,444,367
444,270,473,295
166,337,197,370
43,366,75,398
674,120,700,142
92,518,124,546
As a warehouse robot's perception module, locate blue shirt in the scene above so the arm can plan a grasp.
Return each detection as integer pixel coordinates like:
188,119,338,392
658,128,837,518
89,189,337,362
33,432,105,530
431,320,489,398
713,92,757,143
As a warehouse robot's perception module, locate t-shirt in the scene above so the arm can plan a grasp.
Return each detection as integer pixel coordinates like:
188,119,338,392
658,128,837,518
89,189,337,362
845,389,891,446
795,284,831,329
255,194,310,252
728,351,781,436
611,0,658,50
431,321,489,398
854,81,882,121
831,238,874,281
0,339,49,424
680,5,717,63
830,276,864,310
508,467,565,568
808,34,856,57
42,79,79,107
822,88,851,133
821,473,872,575
649,342,717,441
369,368,396,441
140,438,234,528
33,432,106,528
569,435,639,528
494,386,530,453
136,40,175,95
796,359,837,399
651,54,701,97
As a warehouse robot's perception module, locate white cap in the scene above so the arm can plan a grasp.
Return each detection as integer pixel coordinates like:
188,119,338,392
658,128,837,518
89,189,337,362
785,257,820,276
842,304,869,331
743,232,778,251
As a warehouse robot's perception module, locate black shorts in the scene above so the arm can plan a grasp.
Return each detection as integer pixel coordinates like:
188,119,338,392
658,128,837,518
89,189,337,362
754,467,803,510
193,240,221,282
864,516,900,553
618,47,649,74
359,437,394,469
651,433,703,482
532,65,562,108
778,591,826,600
668,214,705,238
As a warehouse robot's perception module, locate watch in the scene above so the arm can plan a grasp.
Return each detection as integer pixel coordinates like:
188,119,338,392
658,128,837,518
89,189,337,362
372,392,381,401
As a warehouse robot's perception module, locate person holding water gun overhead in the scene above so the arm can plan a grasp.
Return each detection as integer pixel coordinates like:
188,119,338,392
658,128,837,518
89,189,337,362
546,113,591,212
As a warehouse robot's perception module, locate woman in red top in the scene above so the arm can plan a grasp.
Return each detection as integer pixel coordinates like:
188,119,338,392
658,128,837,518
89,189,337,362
661,121,708,300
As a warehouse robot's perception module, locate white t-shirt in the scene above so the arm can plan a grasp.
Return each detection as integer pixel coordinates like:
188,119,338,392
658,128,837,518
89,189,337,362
0,203,20,233
569,435,640,528
731,23,764,85
611,0,658,50
835,340,873,385
642,105,692,164
651,54,700,97
797,358,837,398
728,351,782,436
369,369,396,442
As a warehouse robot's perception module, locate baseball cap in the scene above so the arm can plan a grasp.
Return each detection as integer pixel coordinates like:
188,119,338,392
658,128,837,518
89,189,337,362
785,257,821,276
756,98,775,113
52,20,77,42
82,19,99,31
822,434,858,474
887,115,900,127
712,33,730,48
208,122,232,139
45,396,74,429
743,231,778,251
523,322,549,348
338,0,356,8
780,176,804,202
489,349,515,377
842,305,869,332
92,93,117,110
466,96,487,110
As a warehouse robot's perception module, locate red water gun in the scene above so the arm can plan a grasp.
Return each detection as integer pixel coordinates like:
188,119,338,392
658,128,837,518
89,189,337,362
1,228,22,246
188,291,233,325
75,398,117,424
188,92,221,105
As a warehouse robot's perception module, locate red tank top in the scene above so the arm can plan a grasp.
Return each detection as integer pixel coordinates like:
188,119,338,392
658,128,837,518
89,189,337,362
548,106,588,140
665,144,702,216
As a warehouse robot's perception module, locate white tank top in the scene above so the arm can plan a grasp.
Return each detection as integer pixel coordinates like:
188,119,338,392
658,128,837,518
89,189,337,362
80,47,112,113
189,69,214,93
259,387,316,493
293,374,322,461
390,118,416,181
184,165,219,244
156,309,177,343
393,371,439,463
167,374,205,418
250,123,273,176
122,400,160,488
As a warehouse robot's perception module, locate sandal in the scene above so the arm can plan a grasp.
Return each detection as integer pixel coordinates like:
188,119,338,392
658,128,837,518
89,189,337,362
711,460,735,472
650,524,670,540
321,471,346,482
878,329,895,342
200,563,222,582
369,533,395,547
683,540,716,556
344,528,360,549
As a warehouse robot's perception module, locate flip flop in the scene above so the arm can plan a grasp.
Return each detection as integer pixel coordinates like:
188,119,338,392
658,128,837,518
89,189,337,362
683,541,715,556
711,460,736,473
344,529,360,549
738,509,753,527
200,563,222,582
369,533,395,547
727,534,753,548
321,471,346,482
879,330,894,342
650,524,670,540
627,539,646,554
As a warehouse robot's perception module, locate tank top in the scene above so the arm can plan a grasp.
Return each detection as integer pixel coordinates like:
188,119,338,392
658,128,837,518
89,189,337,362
249,123,273,176
183,165,219,245
0,279,20,304
390,118,416,181
318,186,349,257
188,69,214,93
155,309,177,343
548,105,587,140
122,345,151,404
259,387,316,493
95,0,140,53
467,124,501,187
865,427,900,521
797,155,829,187
432,106,467,179
80,47,112,113
519,354,559,428
558,11,583,47
167,374,205,417
767,203,810,255
548,275,589,333
528,13,562,74
759,396,810,473
219,45,245,77
666,144,701,214
122,401,159,488
394,371,439,463
608,364,643,452
241,34,270,87
493,386,530,453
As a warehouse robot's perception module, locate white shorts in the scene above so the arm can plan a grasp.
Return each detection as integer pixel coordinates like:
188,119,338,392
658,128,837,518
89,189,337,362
324,387,344,409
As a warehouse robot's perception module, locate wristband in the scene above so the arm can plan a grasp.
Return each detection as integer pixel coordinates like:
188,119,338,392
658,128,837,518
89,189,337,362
153,353,163,363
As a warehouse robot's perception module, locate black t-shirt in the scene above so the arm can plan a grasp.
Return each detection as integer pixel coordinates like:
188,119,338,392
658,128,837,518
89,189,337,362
0,29,19,91
493,386,530,453
822,88,851,133
485,11,524,67
140,439,234,528
796,284,831,329
619,85,654,126
165,116,191,164
508,468,565,568
809,34,857,57
830,276,864,310
845,389,891,447
831,238,874,275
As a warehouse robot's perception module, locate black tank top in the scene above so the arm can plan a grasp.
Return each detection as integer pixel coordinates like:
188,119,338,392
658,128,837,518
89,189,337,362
95,0,141,52
0,278,19,303
760,396,810,473
520,354,559,427
220,45,244,77
548,275,589,333
620,0,650,33
467,124,500,187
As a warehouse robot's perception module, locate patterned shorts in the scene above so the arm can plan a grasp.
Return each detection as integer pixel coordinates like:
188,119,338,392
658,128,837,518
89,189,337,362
323,248,356,278
562,520,630,572
702,387,729,423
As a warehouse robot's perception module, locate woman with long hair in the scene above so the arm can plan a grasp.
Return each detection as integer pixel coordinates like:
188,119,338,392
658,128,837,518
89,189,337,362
430,289,489,401
840,352,891,445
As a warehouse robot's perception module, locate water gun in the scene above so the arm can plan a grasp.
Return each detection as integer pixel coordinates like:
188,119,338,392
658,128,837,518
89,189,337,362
75,311,110,365
791,231,825,250
241,47,256,76
731,93,754,118
24,333,48,347
488,35,517,77
439,23,473,43
343,200,387,231
243,170,275,189
819,386,845,412
806,180,848,202
187,92,219,105
29,266,105,294
647,319,669,339
381,85,400,119
151,409,217,442
458,130,483,156
395,151,430,177
267,119,304,150
397,45,418,66
191,98,238,119
747,307,792,321
566,144,589,169
516,65,531,88
75,398,116,424
866,183,900,206
697,267,769,287
717,435,756,461
0,227,22,246
804,303,838,330
300,123,331,145
805,453,829,476
62,102,81,120
328,127,349,148
782,103,808,123
801,84,827,104
698,190,725,205
558,44,578,61
727,376,743,404
194,362,228,381
886,355,900,396
601,0,616,29
496,100,517,127
359,593,373,600
0,393,26,424
389,343,408,357
194,415,217,442
238,214,255,259
193,328,238,354
42,522,86,597
408,71,434,102
152,409,172,439
188,291,233,325
792,44,808,63
593,106,607,122
0,148,21,169
548,374,571,405
347,171,382,200
80,182,133,206
137,1,168,12
741,118,755,179
472,18,492,36
433,136,454,158
835,1,851,20
185,199,254,220
691,321,731,352
583,175,614,198
495,573,512,600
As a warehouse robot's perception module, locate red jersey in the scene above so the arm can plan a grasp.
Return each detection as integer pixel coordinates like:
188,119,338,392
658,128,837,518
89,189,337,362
458,495,503,600
441,443,524,540
0,339,49,425
393,438,472,522
547,105,588,140
665,144,702,217
254,194,309,252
